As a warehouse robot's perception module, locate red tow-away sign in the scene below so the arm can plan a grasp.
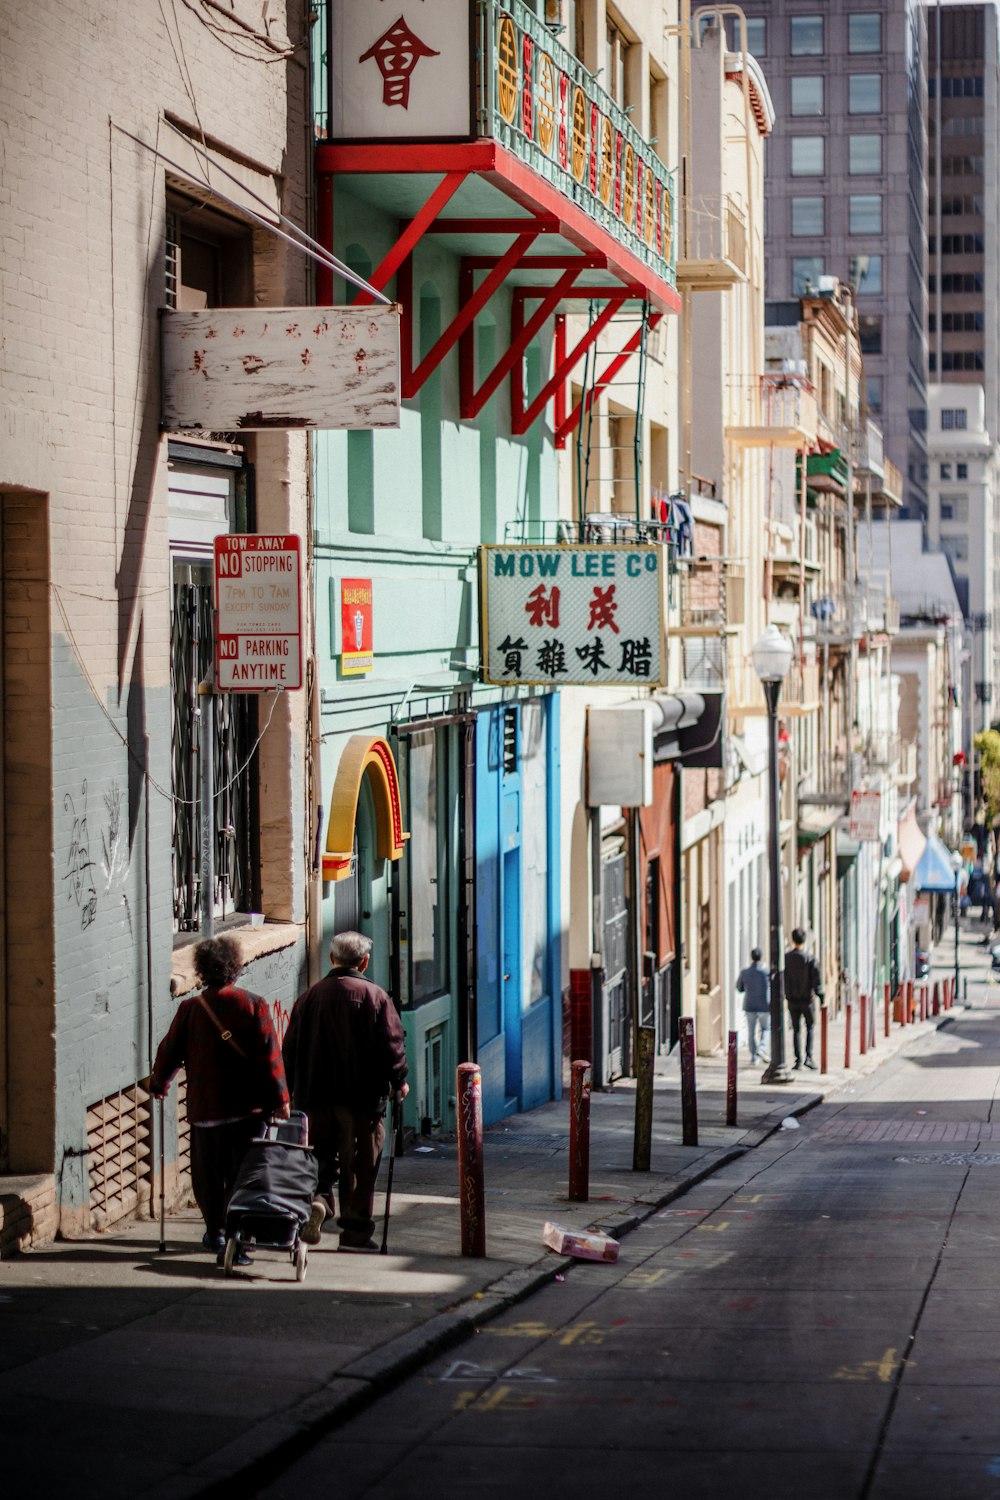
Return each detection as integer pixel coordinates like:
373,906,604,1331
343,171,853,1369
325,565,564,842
213,534,302,691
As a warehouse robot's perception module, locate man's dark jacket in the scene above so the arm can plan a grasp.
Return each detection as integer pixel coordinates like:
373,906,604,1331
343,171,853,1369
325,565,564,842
282,968,408,1112
784,948,823,1004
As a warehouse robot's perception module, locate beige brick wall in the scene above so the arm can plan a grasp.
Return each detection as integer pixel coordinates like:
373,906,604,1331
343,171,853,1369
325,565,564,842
0,1,312,1202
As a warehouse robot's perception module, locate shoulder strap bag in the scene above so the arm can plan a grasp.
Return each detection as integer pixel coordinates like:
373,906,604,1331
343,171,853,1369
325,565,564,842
195,993,249,1061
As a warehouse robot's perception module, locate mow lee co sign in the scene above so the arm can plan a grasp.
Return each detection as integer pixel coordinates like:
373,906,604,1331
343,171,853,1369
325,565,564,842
214,535,302,690
481,545,664,687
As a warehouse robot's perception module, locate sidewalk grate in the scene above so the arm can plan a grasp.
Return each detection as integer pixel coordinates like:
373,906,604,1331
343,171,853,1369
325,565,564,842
813,1119,1000,1143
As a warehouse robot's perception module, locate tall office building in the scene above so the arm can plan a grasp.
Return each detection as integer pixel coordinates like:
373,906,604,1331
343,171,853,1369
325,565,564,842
927,1,1000,441
736,1,929,516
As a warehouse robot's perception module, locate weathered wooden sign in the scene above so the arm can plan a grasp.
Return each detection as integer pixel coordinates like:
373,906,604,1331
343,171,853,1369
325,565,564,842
161,306,400,431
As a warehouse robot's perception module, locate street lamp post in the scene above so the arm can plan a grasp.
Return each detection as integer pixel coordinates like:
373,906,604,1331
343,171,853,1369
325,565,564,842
753,626,795,1086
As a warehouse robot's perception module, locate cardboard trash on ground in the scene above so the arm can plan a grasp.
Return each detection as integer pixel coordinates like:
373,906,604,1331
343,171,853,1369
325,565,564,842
542,1220,620,1263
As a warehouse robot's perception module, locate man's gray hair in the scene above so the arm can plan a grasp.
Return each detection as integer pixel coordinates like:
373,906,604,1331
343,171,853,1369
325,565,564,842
330,930,373,969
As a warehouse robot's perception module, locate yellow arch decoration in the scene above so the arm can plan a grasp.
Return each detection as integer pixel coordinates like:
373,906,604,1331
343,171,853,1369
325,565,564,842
322,735,409,882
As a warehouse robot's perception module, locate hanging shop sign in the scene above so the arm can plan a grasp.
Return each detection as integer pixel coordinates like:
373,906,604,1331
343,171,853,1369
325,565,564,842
214,534,302,691
330,0,474,142
161,306,400,432
341,577,374,675
910,895,930,927
849,788,882,842
480,544,664,687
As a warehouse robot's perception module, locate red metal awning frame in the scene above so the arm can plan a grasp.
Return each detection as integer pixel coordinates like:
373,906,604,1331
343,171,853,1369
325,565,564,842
315,140,679,440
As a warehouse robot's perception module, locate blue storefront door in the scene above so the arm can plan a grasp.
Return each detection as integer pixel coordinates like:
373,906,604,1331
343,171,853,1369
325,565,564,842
475,698,560,1124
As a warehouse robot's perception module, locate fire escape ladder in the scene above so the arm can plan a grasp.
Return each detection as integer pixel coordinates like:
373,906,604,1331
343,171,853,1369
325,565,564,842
574,302,656,523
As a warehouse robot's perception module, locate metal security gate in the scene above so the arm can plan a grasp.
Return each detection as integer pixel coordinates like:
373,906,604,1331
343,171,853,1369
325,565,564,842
170,564,257,930
603,850,630,1080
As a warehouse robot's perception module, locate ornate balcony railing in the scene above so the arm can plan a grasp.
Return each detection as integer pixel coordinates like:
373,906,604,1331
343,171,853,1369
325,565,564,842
477,0,676,289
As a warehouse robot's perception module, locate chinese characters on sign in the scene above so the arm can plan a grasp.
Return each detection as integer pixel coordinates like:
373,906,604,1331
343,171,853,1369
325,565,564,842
359,18,439,109
331,0,473,142
341,577,374,676
214,535,302,691
481,545,664,687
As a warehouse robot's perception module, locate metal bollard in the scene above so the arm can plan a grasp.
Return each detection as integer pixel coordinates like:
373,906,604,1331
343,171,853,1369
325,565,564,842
679,1016,698,1147
884,983,891,1038
456,1062,486,1258
859,993,868,1056
844,1000,852,1069
633,1028,655,1172
921,985,928,1022
932,980,940,1017
569,1059,591,1201
726,1030,738,1127
907,979,916,1024
820,1004,829,1075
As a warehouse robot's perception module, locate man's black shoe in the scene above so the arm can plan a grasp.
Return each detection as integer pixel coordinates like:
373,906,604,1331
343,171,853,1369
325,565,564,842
792,1059,802,1070
804,1058,818,1070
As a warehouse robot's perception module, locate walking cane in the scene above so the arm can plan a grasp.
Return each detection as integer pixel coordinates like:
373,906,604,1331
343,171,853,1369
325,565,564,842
158,1096,167,1253
380,1095,401,1256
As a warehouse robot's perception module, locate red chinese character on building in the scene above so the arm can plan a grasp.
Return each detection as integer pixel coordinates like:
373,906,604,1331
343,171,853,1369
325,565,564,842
359,18,439,109
587,584,620,633
525,583,560,628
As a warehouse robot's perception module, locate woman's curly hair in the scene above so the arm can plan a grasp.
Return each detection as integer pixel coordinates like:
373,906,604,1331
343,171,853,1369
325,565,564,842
193,935,243,989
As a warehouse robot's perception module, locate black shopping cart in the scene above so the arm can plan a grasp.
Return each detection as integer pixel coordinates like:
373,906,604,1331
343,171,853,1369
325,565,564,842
222,1111,319,1281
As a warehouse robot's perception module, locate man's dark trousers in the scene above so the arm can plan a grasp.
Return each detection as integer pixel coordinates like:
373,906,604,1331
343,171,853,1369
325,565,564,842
308,1101,386,1244
788,999,815,1067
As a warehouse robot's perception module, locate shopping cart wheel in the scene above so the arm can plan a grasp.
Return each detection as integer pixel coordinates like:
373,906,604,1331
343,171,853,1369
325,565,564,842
295,1240,308,1283
223,1237,238,1276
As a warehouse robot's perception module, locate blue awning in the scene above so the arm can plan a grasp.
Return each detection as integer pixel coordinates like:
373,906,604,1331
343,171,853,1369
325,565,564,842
914,829,958,892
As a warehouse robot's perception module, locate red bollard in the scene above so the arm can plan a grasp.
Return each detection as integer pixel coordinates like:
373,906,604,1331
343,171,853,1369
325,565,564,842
884,983,891,1038
726,1030,738,1127
921,985,928,1022
932,980,940,1017
907,979,916,1024
859,994,868,1056
456,1062,486,1258
820,1004,829,1074
844,1001,852,1068
679,1016,698,1147
569,1059,591,1202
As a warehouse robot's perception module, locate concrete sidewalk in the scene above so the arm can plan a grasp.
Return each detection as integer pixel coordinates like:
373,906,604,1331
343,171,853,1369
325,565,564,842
2,924,993,1500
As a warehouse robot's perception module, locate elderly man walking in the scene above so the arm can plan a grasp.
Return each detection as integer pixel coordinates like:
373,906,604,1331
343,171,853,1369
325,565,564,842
283,931,409,1252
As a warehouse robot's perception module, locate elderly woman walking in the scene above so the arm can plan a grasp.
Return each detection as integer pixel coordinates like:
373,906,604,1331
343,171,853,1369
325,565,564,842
151,935,289,1262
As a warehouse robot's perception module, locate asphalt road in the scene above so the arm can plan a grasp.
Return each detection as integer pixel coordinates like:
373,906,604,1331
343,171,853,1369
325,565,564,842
257,1008,1000,1500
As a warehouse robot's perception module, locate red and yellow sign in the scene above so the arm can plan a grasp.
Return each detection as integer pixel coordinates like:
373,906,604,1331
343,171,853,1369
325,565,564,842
341,577,373,675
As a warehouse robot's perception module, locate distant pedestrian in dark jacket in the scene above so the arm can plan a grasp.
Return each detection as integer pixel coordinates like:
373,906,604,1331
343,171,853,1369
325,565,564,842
968,865,992,924
736,948,770,1065
283,932,409,1252
151,936,289,1259
784,928,823,1071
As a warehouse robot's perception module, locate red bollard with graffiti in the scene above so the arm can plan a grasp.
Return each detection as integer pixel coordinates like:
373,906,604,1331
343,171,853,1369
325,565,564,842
569,1059,591,1202
456,1062,486,1258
